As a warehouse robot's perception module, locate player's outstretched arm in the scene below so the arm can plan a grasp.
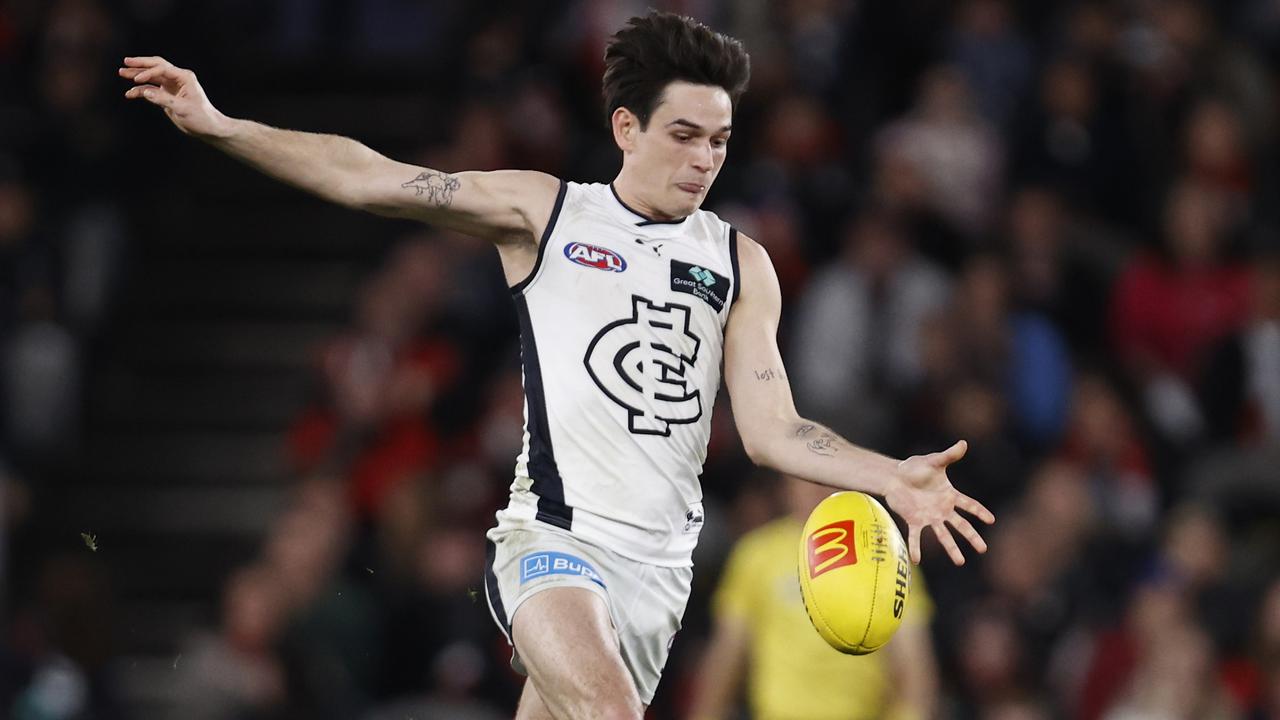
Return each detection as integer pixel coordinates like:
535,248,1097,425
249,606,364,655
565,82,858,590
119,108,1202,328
119,56,558,242
722,234,995,565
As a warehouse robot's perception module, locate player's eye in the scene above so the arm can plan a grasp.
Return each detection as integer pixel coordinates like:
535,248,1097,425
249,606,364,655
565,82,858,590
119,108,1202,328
673,134,691,143
711,137,728,148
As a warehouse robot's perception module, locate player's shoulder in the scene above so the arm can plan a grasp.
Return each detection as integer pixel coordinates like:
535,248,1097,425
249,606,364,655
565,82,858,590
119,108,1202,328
731,229,769,265
475,170,564,232
723,229,780,313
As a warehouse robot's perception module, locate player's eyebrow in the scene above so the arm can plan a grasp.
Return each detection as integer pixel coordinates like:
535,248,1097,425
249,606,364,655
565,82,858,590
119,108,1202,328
666,118,733,133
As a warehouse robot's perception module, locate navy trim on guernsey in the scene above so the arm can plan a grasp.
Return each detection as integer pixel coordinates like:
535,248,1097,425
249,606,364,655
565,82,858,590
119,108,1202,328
609,183,688,226
729,227,741,305
510,179,568,296
514,295,574,530
484,540,512,641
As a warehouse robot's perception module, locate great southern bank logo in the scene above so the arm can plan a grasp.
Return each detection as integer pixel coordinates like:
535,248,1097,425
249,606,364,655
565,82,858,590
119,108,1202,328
564,242,627,272
688,266,716,286
519,551,606,588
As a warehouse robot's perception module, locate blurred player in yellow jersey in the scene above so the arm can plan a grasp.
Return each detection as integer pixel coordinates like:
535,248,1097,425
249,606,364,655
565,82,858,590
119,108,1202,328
690,475,939,720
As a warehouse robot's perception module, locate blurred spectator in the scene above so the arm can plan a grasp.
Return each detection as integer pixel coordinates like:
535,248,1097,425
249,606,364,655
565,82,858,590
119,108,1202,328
689,475,939,720
1101,620,1240,719
876,65,1004,237
947,0,1032,130
1016,55,1138,225
1200,253,1280,445
746,90,853,250
955,600,1039,715
1110,178,1253,444
266,479,382,720
1055,372,1158,547
7,554,122,720
3,285,80,463
1182,97,1255,223
906,253,1070,477
788,210,950,447
288,240,461,518
172,564,288,720
1004,185,1121,354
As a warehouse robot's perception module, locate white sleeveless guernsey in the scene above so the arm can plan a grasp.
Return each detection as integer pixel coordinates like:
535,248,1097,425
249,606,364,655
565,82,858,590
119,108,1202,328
494,181,741,567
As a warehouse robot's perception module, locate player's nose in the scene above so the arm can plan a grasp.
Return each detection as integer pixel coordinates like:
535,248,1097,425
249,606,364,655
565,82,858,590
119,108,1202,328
691,143,714,173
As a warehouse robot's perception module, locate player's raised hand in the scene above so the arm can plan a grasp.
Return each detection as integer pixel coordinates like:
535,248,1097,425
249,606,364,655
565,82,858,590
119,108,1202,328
119,56,230,138
884,439,995,566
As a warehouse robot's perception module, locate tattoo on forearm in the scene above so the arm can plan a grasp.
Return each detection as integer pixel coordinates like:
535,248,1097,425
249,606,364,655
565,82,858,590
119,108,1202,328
792,422,839,456
401,170,460,207
754,368,785,382
807,435,838,456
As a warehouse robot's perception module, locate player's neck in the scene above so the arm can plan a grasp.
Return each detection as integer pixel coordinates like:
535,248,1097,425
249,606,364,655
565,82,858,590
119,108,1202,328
611,174,681,222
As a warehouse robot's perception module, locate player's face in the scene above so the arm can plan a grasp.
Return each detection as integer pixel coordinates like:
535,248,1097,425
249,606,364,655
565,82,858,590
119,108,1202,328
628,81,733,217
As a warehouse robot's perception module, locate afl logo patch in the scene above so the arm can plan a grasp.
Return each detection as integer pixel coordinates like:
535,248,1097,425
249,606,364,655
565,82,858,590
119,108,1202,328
565,242,627,272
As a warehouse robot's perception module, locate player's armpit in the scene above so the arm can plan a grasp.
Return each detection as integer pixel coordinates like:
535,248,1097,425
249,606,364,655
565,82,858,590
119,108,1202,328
352,163,561,244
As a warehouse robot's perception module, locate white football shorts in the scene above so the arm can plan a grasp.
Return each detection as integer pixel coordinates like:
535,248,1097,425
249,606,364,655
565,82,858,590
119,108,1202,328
483,520,693,703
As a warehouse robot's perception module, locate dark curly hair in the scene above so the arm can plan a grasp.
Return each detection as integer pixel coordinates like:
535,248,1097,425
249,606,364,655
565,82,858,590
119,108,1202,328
602,11,751,129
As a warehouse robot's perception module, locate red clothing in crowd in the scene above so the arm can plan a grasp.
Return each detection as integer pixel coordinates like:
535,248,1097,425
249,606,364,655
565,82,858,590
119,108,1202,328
1110,254,1252,378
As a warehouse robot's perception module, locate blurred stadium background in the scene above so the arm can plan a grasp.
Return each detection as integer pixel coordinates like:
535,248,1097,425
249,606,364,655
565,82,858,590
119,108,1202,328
3,0,1280,718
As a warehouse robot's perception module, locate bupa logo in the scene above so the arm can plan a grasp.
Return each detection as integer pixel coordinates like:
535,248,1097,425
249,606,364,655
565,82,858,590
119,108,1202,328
585,295,702,436
565,242,627,272
807,520,858,579
519,551,606,589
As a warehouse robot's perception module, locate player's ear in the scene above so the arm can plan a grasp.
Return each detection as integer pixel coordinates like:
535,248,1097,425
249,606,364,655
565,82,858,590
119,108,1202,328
611,107,639,153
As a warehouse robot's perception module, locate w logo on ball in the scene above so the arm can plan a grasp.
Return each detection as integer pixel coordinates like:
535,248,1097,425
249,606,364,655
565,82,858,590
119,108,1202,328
807,520,858,578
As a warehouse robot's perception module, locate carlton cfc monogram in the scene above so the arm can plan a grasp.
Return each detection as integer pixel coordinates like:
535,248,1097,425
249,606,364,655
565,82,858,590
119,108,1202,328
584,295,704,436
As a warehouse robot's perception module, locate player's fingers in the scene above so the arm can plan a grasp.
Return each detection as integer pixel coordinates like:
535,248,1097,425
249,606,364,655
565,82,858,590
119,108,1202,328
123,56,168,67
957,492,996,524
118,66,145,79
947,512,987,554
932,521,966,566
908,523,922,565
133,65,186,87
124,84,159,99
138,87,175,108
932,439,968,466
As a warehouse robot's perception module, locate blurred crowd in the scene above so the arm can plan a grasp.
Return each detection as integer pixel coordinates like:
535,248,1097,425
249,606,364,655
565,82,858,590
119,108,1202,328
1,0,131,715
4,0,1280,718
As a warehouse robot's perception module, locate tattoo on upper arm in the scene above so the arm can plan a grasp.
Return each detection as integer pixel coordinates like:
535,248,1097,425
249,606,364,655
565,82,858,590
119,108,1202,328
795,424,816,437
754,368,785,382
401,170,460,207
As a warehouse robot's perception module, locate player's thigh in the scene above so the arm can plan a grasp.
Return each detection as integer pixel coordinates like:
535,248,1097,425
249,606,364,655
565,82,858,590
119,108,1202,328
516,678,647,720
515,679,555,720
511,585,643,719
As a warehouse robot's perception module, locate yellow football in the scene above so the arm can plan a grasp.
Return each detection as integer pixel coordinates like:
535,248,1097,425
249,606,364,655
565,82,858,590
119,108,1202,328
797,490,911,654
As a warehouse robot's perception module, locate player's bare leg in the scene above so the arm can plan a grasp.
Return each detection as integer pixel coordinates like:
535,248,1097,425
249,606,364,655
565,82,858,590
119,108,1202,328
512,586,643,720
516,679,650,720
514,680,554,720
